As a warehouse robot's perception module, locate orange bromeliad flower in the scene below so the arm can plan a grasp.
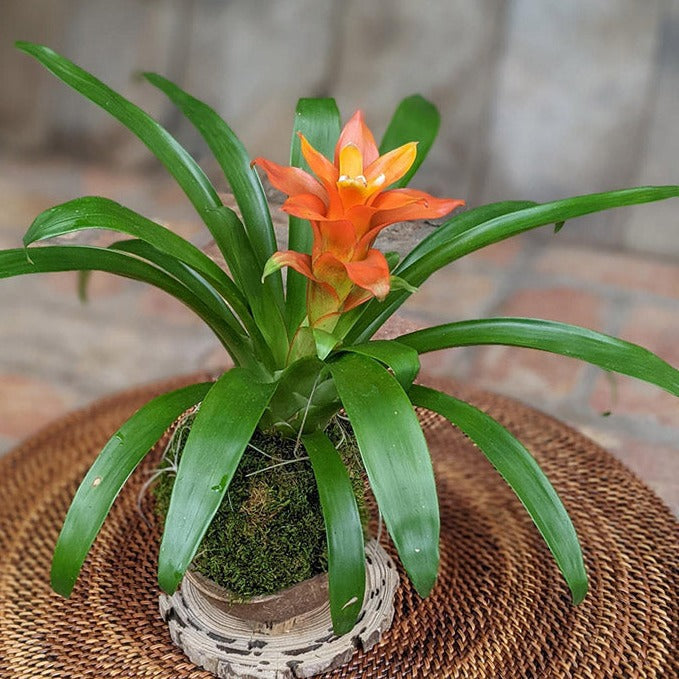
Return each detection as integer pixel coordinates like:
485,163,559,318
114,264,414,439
254,111,464,333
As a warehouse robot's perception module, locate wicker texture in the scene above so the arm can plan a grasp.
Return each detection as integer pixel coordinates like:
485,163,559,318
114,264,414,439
0,374,677,678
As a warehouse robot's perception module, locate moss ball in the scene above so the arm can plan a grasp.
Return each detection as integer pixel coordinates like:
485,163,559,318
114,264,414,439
154,417,366,599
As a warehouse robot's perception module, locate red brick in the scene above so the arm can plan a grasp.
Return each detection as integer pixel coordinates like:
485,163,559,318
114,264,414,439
535,245,679,299
82,165,143,198
0,374,76,439
373,315,423,340
196,345,235,374
590,376,679,429
589,305,679,428
615,305,679,365
470,287,605,400
139,287,205,325
0,435,16,457
473,345,588,400
608,437,678,512
43,271,126,298
0,186,54,245
149,217,202,242
402,269,496,323
495,286,605,327
462,235,525,266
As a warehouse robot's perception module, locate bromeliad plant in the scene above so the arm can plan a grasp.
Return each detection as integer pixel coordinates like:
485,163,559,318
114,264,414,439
4,42,679,636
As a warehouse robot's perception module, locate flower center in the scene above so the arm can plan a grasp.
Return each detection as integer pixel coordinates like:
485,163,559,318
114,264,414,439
338,173,368,188
337,143,385,205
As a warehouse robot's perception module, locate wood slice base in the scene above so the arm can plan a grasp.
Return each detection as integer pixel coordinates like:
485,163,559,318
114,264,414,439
159,540,400,678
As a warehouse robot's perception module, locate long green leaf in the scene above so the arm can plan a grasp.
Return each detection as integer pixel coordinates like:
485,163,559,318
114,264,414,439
303,430,365,634
379,94,440,188
286,98,341,334
329,353,439,596
407,187,679,282
15,42,243,277
0,246,251,363
143,72,289,365
409,385,588,604
142,74,280,284
24,196,248,319
158,369,276,593
347,188,679,343
340,201,536,343
51,382,212,597
397,201,537,272
398,318,679,396
339,340,420,390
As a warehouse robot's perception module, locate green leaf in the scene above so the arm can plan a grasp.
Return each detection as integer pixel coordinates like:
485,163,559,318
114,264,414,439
347,188,679,344
51,382,212,597
398,201,537,272
286,98,341,334
398,318,679,397
15,42,243,276
77,270,91,302
409,385,588,604
313,328,340,360
340,340,420,389
143,72,289,366
385,251,400,271
260,357,340,436
389,274,418,294
303,430,365,635
329,353,439,596
404,186,679,283
0,246,251,364
158,369,276,593
379,95,440,188
142,74,279,279
24,196,251,322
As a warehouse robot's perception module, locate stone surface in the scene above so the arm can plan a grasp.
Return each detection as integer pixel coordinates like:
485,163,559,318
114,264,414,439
179,0,335,165
401,269,497,324
0,0,71,149
333,0,504,199
482,0,661,213
620,0,679,257
47,0,182,165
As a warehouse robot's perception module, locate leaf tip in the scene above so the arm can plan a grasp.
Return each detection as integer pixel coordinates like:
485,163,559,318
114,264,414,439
50,562,75,599
157,566,182,596
570,576,589,605
14,40,33,52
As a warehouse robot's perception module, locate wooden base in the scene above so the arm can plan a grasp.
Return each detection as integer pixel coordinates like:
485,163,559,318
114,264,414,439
159,540,399,678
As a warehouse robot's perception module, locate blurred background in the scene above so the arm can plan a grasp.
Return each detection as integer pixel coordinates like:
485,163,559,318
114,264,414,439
1,0,677,510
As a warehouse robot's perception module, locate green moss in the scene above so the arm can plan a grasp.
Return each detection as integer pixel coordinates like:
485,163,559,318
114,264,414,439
153,416,367,600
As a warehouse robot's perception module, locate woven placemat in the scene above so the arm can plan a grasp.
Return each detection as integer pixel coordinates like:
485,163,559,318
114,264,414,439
0,373,677,678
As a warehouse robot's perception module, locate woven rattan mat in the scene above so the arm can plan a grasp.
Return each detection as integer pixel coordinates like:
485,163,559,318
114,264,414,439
0,373,677,678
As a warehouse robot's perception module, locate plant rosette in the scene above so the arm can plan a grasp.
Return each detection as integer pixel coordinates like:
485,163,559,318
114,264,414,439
3,41,679,678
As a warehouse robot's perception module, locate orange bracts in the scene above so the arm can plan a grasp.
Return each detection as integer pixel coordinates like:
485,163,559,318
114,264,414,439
254,111,464,332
